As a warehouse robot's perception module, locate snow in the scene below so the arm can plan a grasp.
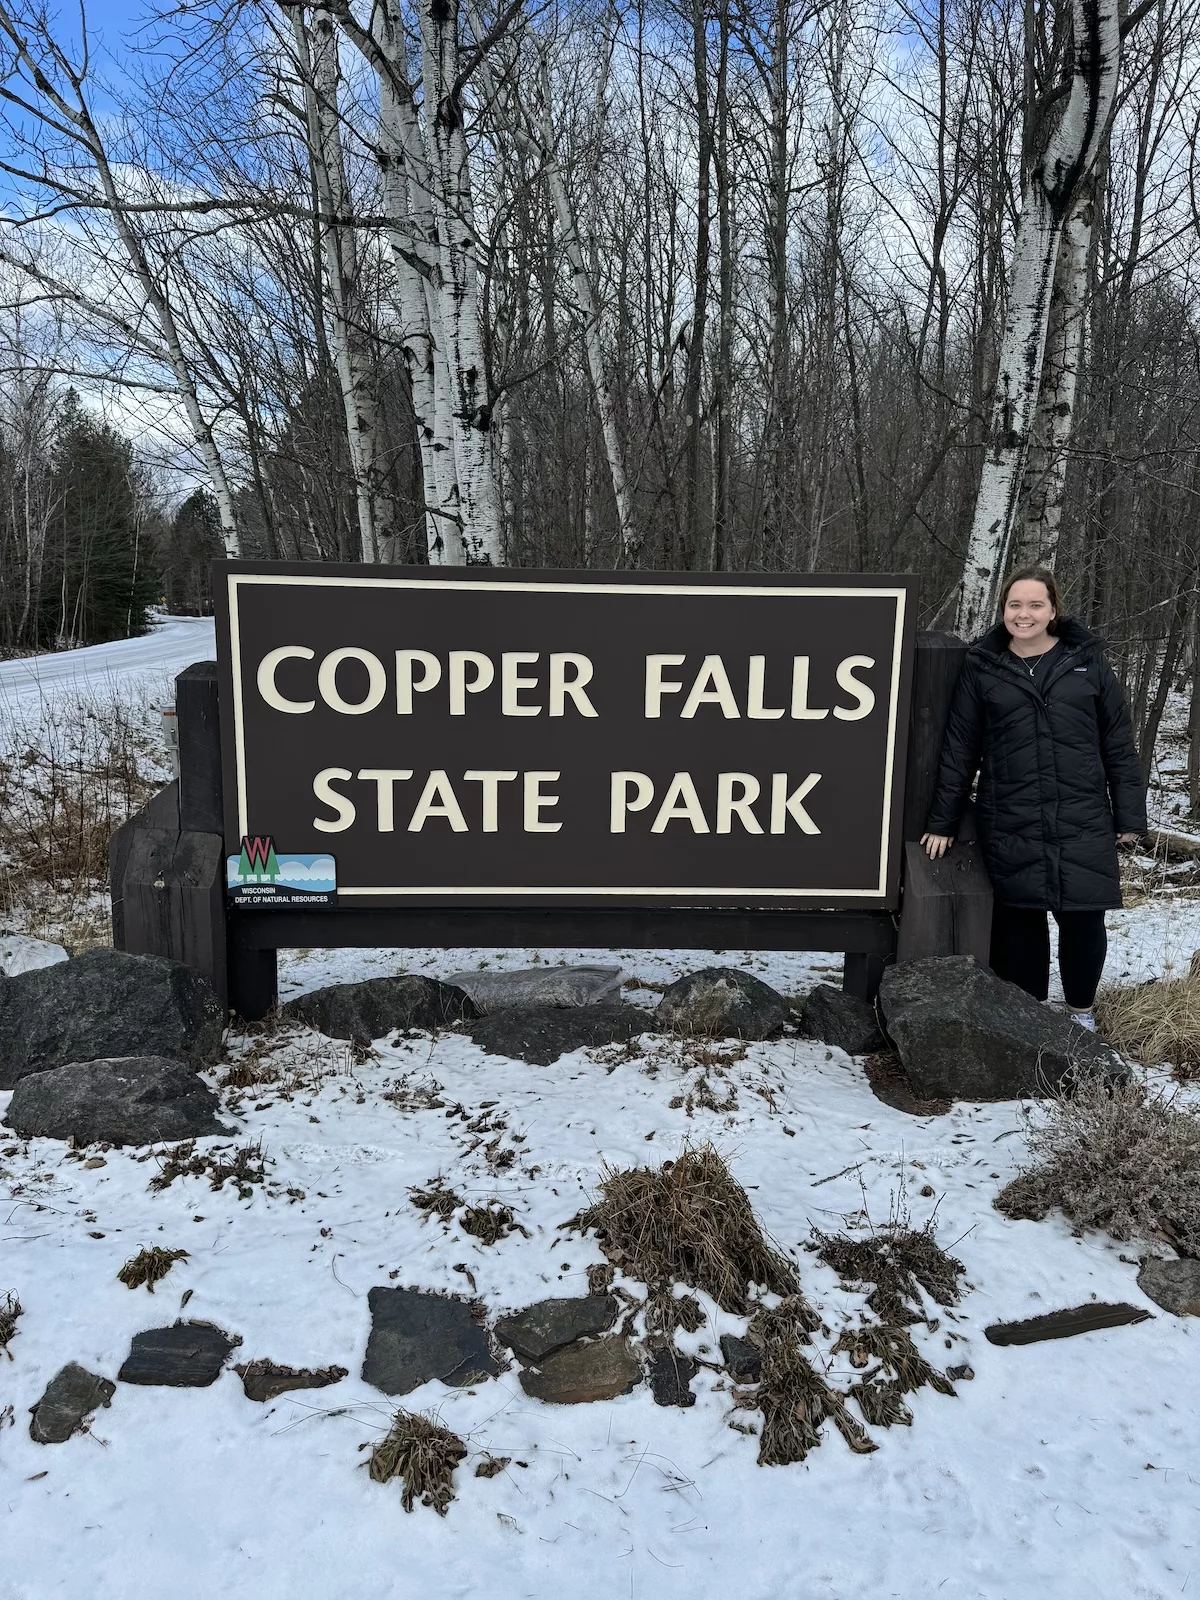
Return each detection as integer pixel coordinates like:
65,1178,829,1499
2,621,1200,1600
0,936,68,977
0,613,215,716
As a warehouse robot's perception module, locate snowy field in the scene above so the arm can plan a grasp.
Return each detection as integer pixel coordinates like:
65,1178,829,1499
2,626,1199,1600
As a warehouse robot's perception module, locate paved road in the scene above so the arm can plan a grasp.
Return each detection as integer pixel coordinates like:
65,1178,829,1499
0,614,216,717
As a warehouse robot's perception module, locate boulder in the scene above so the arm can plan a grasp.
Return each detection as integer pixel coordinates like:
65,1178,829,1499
118,1321,239,1386
494,1296,618,1363
445,965,625,1013
0,935,68,977
0,949,224,1089
281,974,477,1041
798,985,885,1055
29,1363,115,1443
655,968,789,1040
466,1002,655,1066
235,1360,349,1402
1137,1257,1200,1317
877,956,1128,1102
646,1347,697,1407
361,1287,500,1396
4,1056,226,1147
518,1337,642,1404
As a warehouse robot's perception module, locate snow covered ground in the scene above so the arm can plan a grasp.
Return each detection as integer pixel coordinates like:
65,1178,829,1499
2,623,1199,1600
0,614,215,717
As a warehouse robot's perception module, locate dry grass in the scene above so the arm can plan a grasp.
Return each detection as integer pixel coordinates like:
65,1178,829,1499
743,1298,875,1466
409,1178,463,1223
565,1143,801,1314
0,681,167,938
0,1291,21,1358
812,1223,965,1324
834,1324,956,1428
117,1245,188,1292
459,1202,527,1245
995,1072,1200,1255
149,1139,268,1199
367,1410,467,1515
1096,976,1200,1080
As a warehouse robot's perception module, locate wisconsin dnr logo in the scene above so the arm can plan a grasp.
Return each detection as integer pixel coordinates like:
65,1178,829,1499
227,837,337,905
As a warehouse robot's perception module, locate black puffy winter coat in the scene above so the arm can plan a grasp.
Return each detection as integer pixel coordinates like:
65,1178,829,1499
925,618,1147,912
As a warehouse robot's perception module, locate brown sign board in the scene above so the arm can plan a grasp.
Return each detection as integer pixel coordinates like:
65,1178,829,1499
214,564,919,911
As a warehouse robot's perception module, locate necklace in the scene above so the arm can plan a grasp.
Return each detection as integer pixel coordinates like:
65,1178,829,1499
1013,645,1055,676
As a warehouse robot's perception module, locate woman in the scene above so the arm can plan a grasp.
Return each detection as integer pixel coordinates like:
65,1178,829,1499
921,567,1146,1029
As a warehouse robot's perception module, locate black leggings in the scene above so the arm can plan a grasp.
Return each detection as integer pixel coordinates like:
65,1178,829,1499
989,904,1108,1010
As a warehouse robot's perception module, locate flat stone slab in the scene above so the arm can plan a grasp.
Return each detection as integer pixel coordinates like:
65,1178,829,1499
656,968,789,1040
235,1360,349,1402
0,949,224,1089
446,966,625,1013
1137,1257,1200,1316
984,1303,1151,1346
30,1363,115,1443
799,985,885,1055
119,1321,239,1386
720,1334,762,1383
494,1296,618,1363
466,1002,655,1066
4,1056,226,1147
362,1287,500,1396
519,1336,642,1404
647,1347,698,1407
281,974,477,1041
878,955,1128,1101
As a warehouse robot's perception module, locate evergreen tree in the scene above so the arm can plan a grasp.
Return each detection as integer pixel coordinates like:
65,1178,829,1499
158,489,225,614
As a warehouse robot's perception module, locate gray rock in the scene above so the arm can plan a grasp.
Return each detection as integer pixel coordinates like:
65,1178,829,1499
118,1321,238,1386
281,974,477,1041
647,1347,697,1407
494,1296,618,1363
1137,1257,1200,1316
799,985,885,1055
29,1363,115,1443
518,1337,642,1404
655,968,789,1040
446,965,625,1014
0,948,224,1089
466,1002,655,1066
361,1287,500,1396
877,955,1128,1102
235,1360,349,1402
720,1333,762,1383
4,1056,226,1147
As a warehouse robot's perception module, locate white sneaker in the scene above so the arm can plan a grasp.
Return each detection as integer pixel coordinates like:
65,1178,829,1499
1069,1012,1097,1032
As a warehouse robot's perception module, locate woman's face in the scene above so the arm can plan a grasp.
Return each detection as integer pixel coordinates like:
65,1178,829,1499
1003,579,1056,646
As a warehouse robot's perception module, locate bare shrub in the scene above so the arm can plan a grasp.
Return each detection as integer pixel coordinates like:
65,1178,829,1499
0,1291,21,1357
367,1410,467,1514
833,1324,956,1428
995,1074,1200,1255
565,1142,800,1314
1095,977,1200,1080
743,1298,874,1466
812,1223,965,1324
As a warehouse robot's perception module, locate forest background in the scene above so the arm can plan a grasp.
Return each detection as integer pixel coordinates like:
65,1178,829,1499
1,0,1198,802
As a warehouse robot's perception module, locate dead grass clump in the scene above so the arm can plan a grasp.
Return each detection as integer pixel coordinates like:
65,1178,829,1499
833,1324,956,1427
459,1202,528,1245
383,1076,446,1112
1095,977,1200,1080
474,1455,510,1479
0,1291,22,1357
149,1139,268,1199
812,1223,964,1324
409,1179,463,1223
995,1073,1200,1255
117,1246,188,1292
565,1143,800,1314
646,1290,706,1337
367,1409,467,1514
743,1298,875,1466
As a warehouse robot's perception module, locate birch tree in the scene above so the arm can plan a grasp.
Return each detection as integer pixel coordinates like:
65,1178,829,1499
954,0,1122,635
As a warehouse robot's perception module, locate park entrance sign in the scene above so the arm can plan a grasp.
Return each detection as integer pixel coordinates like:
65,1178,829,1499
214,564,920,912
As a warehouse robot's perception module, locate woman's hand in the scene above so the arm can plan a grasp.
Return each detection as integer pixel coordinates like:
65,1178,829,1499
921,833,954,859
1116,832,1141,846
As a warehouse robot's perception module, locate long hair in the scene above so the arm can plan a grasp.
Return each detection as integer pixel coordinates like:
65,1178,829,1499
999,566,1062,635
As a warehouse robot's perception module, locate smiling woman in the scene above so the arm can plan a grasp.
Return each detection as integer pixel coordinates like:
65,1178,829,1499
921,565,1147,1026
